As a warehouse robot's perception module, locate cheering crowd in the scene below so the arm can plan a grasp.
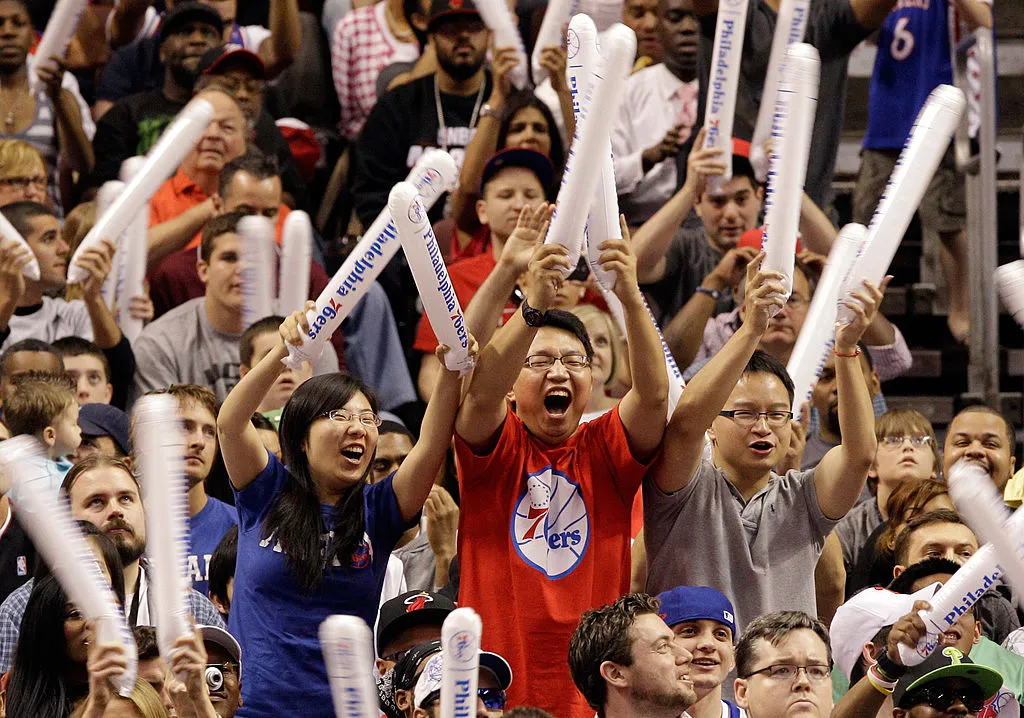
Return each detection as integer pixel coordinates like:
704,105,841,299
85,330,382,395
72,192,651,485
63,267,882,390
0,0,1012,716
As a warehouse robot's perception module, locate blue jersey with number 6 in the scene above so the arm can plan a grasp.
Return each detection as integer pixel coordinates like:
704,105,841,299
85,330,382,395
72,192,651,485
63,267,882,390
864,0,953,150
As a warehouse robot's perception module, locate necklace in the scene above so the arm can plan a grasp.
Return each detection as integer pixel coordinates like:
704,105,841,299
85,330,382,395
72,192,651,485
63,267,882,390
0,76,26,133
433,76,485,152
384,4,415,41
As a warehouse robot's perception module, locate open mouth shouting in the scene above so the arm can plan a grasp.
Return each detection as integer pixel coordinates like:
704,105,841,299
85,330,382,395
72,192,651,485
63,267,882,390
340,444,366,465
543,388,572,416
749,439,775,457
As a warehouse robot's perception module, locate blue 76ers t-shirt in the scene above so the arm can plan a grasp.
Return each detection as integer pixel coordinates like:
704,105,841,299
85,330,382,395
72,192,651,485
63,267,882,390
188,497,237,596
229,451,410,717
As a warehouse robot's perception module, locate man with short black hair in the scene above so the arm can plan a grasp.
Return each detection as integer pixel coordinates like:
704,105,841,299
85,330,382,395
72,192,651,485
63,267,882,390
569,593,697,718
0,338,63,408
53,336,119,406
733,611,833,718
201,624,243,718
945,406,1017,497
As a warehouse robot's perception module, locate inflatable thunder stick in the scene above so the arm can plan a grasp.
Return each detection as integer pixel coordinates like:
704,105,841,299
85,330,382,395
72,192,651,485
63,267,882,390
948,459,1024,595
703,0,751,193
546,24,636,274
837,86,964,325
283,150,458,370
134,395,192,670
320,616,378,718
475,0,530,89
996,260,1024,331
115,156,150,343
390,183,474,374
440,608,483,718
0,436,137,696
69,98,215,284
0,210,40,281
29,0,88,94
95,180,125,312
786,224,866,412
532,0,574,84
750,0,810,180
760,43,820,310
278,211,313,315
239,216,277,331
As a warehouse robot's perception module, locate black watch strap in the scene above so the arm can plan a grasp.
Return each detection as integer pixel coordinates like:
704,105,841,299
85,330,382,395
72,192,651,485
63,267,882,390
522,299,546,327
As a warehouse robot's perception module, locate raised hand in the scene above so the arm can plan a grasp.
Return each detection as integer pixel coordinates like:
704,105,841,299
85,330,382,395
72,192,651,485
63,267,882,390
36,55,67,100
280,300,316,346
489,46,522,108
598,217,642,304
539,46,568,92
0,238,32,307
77,240,117,302
835,277,890,353
525,243,572,311
500,203,553,274
886,600,931,666
742,252,787,334
683,127,728,193
424,484,459,562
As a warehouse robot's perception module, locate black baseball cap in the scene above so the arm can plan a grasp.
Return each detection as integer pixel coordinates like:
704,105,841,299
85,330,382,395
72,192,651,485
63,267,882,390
892,647,1003,709
197,44,266,79
377,591,456,655
426,0,481,32
480,148,554,195
159,2,224,45
78,403,131,457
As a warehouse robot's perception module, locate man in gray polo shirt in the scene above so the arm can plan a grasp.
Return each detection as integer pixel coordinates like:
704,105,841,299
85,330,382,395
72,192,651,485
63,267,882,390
643,256,884,631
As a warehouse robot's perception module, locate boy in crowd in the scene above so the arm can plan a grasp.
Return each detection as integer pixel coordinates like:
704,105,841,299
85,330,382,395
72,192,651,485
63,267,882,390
52,336,115,406
3,377,80,493
239,315,313,427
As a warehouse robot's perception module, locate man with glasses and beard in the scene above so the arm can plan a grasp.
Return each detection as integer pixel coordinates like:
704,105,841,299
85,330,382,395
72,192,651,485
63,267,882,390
0,455,225,672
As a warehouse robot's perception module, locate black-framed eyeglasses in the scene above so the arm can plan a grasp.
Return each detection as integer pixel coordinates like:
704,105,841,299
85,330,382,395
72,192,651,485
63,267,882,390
742,664,831,682
425,688,507,711
718,409,794,427
523,354,591,371
904,686,986,712
381,647,412,665
321,409,382,427
0,176,46,190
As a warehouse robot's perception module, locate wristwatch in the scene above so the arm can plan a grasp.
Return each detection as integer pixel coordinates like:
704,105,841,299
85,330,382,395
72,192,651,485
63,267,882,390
522,299,547,327
695,286,723,301
479,103,498,120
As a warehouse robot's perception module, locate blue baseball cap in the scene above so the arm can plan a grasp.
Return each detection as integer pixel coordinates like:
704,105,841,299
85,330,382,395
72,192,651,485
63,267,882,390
657,586,736,637
78,403,131,457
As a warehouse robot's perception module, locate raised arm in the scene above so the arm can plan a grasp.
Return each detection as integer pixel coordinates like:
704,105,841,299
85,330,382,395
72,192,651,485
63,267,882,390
217,307,317,490
393,340,477,522
605,218,669,460
813,279,888,519
631,129,723,283
258,0,302,78
455,242,571,451
75,239,123,349
651,256,786,493
108,0,153,48
36,59,95,174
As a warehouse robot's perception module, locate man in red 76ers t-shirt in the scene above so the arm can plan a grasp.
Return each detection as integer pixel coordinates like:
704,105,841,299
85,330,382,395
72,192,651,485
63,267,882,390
453,217,669,718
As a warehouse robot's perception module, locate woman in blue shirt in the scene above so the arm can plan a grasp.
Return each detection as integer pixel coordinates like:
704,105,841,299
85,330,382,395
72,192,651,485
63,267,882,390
217,305,472,716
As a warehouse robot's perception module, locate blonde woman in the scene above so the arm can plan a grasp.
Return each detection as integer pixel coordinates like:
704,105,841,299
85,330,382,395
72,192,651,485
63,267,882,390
571,304,631,423
0,139,48,207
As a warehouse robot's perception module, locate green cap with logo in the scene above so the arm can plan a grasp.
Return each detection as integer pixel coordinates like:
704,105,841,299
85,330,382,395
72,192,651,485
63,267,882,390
892,646,1003,708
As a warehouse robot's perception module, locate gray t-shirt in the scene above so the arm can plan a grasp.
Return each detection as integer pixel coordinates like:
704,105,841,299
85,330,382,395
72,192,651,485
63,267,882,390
698,0,872,209
834,498,883,575
641,221,733,328
643,459,838,630
131,297,339,404
391,528,438,593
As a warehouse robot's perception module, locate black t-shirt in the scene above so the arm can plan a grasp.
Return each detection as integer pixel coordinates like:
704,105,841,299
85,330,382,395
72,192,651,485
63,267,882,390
96,36,164,105
0,510,37,606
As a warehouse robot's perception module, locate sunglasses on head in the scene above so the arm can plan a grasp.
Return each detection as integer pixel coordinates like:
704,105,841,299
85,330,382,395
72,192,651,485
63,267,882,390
905,685,986,712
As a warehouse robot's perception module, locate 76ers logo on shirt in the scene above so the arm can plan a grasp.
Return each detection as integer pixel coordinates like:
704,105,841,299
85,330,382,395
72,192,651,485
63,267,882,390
511,468,590,579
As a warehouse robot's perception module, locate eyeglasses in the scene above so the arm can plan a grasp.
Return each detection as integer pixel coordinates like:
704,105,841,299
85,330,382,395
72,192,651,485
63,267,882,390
904,686,986,712
718,409,794,427
742,664,831,682
523,354,591,371
0,176,46,190
879,435,934,449
426,688,507,711
321,409,382,427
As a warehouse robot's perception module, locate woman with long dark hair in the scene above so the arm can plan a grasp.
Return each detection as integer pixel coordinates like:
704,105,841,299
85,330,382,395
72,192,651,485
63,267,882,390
4,527,125,718
216,305,472,717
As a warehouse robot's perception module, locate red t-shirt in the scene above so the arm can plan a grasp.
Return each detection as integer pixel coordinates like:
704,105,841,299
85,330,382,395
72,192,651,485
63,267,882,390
454,405,649,718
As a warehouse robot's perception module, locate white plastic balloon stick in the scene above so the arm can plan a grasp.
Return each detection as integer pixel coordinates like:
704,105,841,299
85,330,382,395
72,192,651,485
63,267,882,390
390,183,475,375
440,608,483,718
134,395,192,672
320,616,378,718
996,260,1024,330
837,85,964,325
786,224,865,412
95,181,125,312
948,459,1024,595
532,0,573,84
278,211,313,315
895,545,1003,666
0,436,137,696
239,216,276,330
475,0,530,89
703,0,750,193
0,211,40,281
760,43,819,310
750,0,810,180
283,150,458,370
546,24,636,275
115,157,149,343
68,98,215,284
28,0,89,94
